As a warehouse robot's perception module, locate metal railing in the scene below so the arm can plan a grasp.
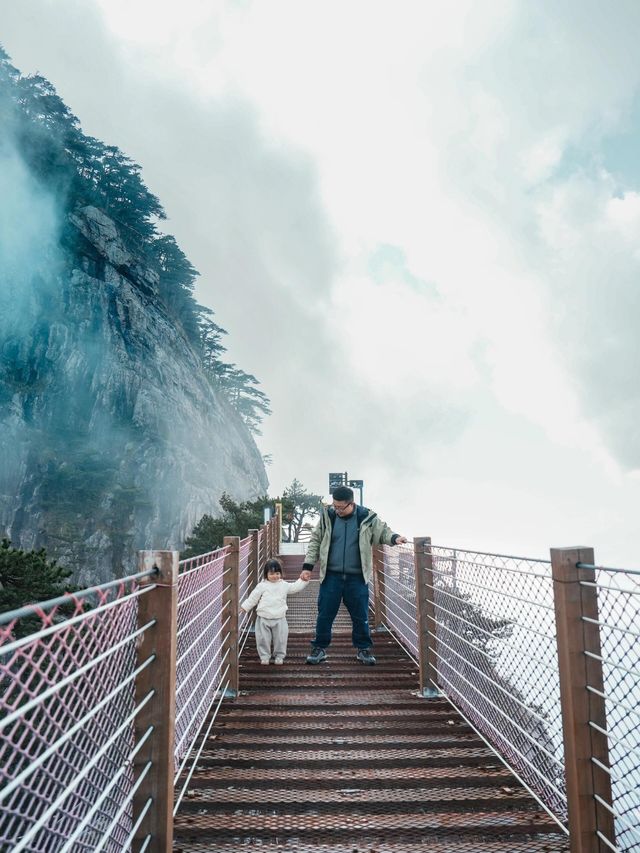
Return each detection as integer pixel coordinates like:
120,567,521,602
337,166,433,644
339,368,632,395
581,562,640,853
0,516,279,852
3,520,636,853
430,545,564,820
0,571,158,852
372,542,418,664
173,545,230,811
372,538,637,853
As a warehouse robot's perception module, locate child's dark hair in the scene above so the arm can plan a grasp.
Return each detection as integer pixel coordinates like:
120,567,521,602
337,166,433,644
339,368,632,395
263,558,283,579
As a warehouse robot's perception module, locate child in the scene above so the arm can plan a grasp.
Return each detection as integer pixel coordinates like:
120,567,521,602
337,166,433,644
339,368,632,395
240,558,309,665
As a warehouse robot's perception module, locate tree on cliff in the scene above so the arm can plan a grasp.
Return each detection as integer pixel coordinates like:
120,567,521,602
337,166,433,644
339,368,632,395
280,479,323,542
0,539,73,615
216,366,272,435
198,316,272,435
182,493,274,557
149,235,202,341
1,44,273,428
199,312,229,380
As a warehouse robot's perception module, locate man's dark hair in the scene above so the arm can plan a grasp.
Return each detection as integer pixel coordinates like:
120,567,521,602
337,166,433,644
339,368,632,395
332,486,354,502
263,557,283,579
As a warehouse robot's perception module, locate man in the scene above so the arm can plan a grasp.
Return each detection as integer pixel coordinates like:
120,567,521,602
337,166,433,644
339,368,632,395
300,486,407,665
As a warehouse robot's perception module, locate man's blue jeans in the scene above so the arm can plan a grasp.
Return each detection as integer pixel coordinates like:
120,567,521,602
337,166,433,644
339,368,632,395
313,572,372,650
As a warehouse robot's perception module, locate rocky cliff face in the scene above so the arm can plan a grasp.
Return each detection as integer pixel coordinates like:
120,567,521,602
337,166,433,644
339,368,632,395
0,205,268,586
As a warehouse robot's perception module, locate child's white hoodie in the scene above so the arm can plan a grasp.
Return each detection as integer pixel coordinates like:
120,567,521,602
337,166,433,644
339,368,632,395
241,578,308,619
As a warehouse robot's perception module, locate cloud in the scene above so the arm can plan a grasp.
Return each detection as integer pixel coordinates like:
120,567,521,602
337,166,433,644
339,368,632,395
2,0,640,563
405,0,640,471
532,174,640,468
0,130,62,341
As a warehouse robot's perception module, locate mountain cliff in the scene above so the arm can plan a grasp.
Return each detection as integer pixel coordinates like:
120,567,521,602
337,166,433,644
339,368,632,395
0,49,268,584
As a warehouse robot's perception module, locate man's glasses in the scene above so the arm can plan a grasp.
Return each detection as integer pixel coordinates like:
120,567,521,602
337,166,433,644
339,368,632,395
332,502,353,513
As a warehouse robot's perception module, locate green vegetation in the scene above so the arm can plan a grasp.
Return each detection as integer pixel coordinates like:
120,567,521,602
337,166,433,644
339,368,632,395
280,479,323,542
182,492,273,556
0,538,73,617
183,479,323,556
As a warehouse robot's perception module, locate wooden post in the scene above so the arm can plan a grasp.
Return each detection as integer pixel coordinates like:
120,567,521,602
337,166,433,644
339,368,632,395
551,547,615,853
414,536,439,698
133,550,178,853
371,545,386,631
222,536,240,697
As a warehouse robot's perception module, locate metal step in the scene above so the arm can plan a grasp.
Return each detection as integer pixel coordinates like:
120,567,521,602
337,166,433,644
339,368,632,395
173,592,569,852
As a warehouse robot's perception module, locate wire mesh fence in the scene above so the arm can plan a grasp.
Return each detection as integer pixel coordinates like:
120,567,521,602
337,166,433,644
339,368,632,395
377,543,419,664
376,543,565,828
583,563,640,853
428,545,566,826
0,572,157,852
376,541,638,850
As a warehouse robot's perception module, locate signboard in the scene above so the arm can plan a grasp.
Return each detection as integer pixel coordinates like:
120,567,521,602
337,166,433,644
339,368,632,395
328,472,346,494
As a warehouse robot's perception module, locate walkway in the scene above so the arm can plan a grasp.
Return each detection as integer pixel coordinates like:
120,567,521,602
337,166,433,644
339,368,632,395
172,579,570,852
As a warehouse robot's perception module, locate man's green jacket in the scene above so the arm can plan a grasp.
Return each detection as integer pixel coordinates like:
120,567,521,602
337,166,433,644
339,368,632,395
303,505,401,583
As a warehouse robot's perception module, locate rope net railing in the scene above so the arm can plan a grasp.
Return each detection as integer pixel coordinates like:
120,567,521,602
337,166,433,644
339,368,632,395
0,570,157,852
582,563,640,852
257,528,266,582
173,545,230,810
237,535,254,655
1,514,281,851
173,529,269,813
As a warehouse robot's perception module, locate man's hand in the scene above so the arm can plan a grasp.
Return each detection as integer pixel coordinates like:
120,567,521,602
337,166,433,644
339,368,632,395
300,570,312,581
395,536,408,545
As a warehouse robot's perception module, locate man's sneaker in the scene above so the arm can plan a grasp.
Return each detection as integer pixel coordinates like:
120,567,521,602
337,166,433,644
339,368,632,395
260,658,270,665
274,657,284,665
356,648,376,665
306,647,327,665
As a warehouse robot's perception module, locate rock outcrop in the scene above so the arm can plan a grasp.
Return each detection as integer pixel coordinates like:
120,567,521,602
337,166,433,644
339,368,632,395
0,205,268,586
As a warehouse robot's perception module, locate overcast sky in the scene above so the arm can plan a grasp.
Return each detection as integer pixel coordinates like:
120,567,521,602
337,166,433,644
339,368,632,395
2,0,639,565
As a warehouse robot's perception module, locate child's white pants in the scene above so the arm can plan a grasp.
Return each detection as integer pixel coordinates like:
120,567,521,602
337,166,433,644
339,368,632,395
255,615,289,661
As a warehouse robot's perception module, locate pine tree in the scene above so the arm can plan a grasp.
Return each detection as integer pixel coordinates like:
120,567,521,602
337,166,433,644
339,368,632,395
0,539,75,637
280,479,323,542
182,493,273,557
148,235,202,341
199,311,229,379
0,539,73,620
215,365,272,435
1,46,273,427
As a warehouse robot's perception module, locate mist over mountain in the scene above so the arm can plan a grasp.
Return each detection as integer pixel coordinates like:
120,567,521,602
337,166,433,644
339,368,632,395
0,47,268,585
